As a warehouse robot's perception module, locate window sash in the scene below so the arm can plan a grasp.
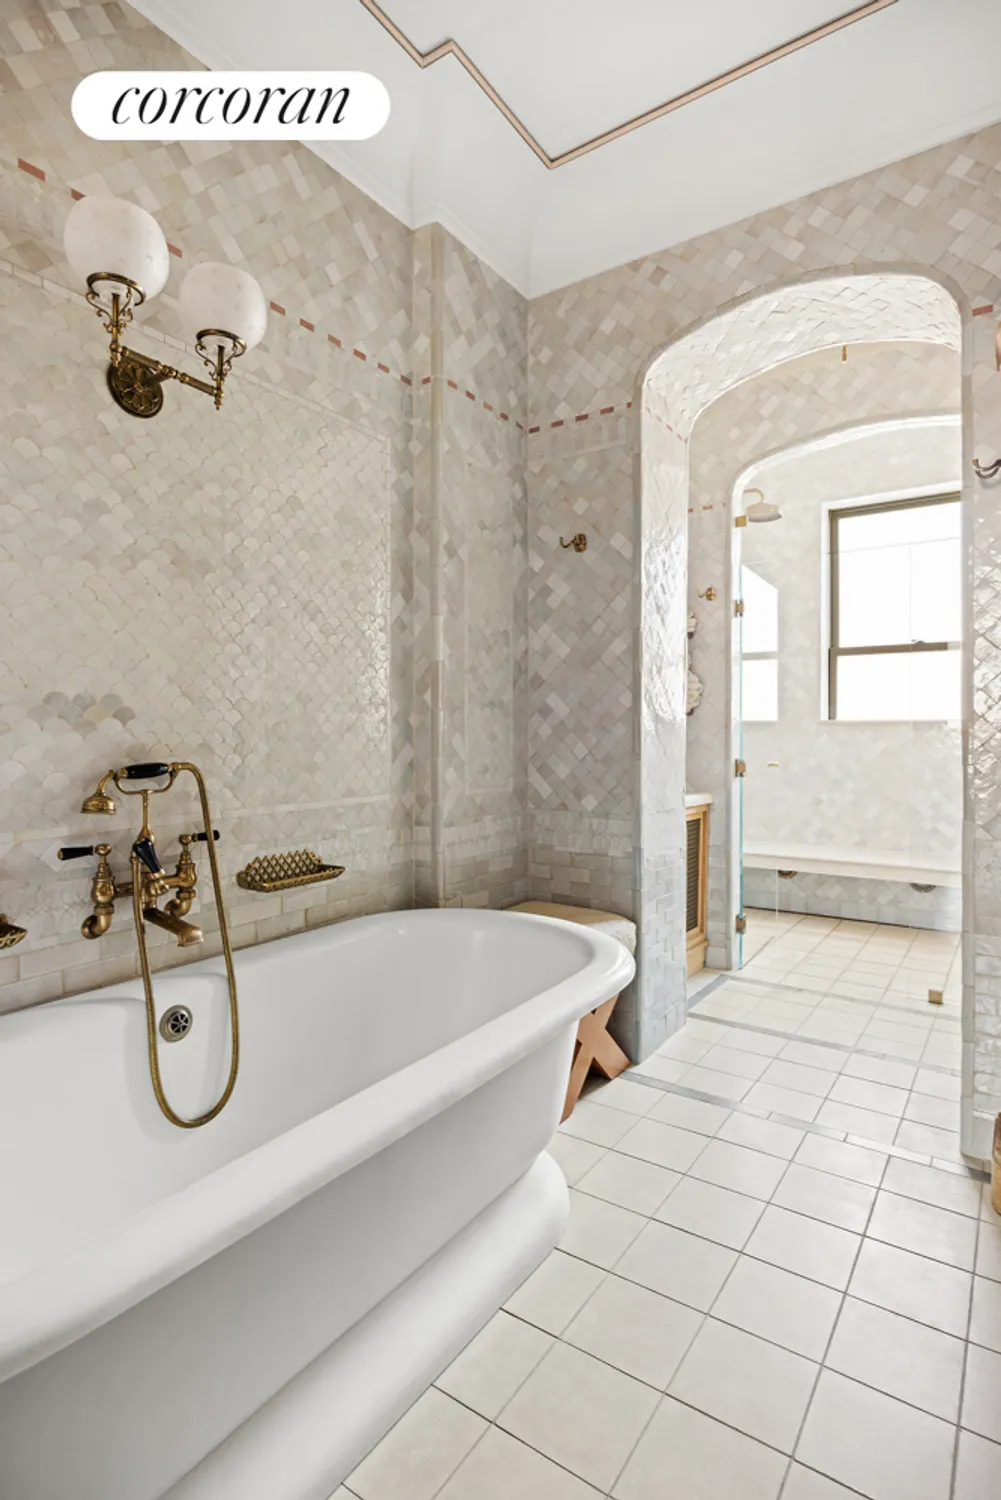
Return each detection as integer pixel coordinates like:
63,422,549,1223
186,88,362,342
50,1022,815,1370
828,492,960,720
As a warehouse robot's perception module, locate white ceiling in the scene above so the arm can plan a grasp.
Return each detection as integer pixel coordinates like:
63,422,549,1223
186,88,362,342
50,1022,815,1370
134,0,1001,297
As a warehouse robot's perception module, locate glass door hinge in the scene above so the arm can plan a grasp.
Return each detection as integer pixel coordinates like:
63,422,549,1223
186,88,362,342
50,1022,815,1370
734,599,744,616
735,759,746,777
736,914,747,934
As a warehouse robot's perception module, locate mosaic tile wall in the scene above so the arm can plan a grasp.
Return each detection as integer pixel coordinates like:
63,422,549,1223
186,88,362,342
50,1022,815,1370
743,868,962,933
527,128,1001,1156
0,0,532,1009
688,341,962,965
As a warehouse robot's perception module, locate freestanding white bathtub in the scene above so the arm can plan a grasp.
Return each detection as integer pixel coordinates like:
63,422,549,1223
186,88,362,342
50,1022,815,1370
0,908,633,1500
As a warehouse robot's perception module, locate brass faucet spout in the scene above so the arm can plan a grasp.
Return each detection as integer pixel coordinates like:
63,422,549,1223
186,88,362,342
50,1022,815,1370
143,906,203,947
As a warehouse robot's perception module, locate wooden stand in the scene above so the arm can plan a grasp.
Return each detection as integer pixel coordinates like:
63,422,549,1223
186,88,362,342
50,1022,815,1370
562,995,630,1122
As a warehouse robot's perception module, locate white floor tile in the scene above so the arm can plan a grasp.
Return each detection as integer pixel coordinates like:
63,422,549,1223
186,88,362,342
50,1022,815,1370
630,1052,691,1083
848,1238,972,1336
977,1223,1001,1282
867,1189,977,1270
894,1118,962,1160
880,1157,982,1218
576,1149,681,1217
828,1074,909,1117
616,1117,710,1172
435,1427,603,1500
708,1026,787,1057
962,1342,1001,1443
953,1429,1001,1500
913,1067,958,1100
772,1163,876,1233
745,1205,861,1290
688,1138,788,1201
698,1045,771,1081
825,1296,965,1421
655,1033,714,1064
615,1221,738,1311
561,1100,636,1148
793,1133,889,1187
782,1464,867,1499
560,1190,647,1270
563,1272,702,1389
681,1065,754,1101
796,1369,955,1500
347,1389,487,1500
781,1041,851,1071
548,1132,606,1186
814,1098,900,1145
504,1249,606,1335
971,1274,1001,1354
588,1077,661,1116
668,1317,817,1452
715,1111,805,1160
759,1058,839,1098
436,1312,553,1420
841,1054,916,1089
710,1254,841,1360
654,1174,765,1250
903,1091,958,1130
612,1395,787,1500
646,1090,731,1136
498,1342,659,1492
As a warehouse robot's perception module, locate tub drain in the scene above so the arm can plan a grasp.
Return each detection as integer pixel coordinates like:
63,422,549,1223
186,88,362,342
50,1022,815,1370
159,1004,194,1042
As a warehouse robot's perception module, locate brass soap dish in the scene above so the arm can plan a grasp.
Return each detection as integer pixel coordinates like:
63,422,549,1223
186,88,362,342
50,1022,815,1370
236,850,345,894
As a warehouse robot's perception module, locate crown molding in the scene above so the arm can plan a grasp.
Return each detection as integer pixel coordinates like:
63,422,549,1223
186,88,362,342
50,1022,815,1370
358,0,899,169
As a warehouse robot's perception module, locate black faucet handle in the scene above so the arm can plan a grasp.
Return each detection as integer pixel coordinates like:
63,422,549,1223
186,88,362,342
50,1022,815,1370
58,845,96,860
194,829,220,842
120,762,171,781
132,836,165,875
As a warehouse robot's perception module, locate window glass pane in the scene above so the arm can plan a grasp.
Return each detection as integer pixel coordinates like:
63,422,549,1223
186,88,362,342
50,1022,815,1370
910,537,961,642
741,566,778,654
838,499,959,552
837,544,911,647
742,658,777,722
836,649,960,721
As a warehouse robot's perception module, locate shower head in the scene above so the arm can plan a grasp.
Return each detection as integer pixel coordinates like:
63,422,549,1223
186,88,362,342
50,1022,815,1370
743,487,782,524
80,775,116,815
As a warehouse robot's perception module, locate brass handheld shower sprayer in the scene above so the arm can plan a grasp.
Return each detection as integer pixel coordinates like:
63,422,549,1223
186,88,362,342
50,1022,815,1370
59,762,239,1129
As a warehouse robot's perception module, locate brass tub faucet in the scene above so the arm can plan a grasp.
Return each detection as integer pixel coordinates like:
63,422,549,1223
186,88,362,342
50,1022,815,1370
59,761,238,1129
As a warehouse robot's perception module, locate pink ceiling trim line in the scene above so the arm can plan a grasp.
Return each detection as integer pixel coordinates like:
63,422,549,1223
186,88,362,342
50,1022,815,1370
358,0,898,169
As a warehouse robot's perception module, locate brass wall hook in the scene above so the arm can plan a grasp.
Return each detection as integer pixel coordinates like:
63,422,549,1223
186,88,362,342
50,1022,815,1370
697,587,717,601
973,453,1001,480
560,532,587,552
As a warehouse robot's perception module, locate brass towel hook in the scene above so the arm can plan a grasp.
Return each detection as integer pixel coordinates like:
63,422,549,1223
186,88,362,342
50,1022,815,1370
560,533,587,552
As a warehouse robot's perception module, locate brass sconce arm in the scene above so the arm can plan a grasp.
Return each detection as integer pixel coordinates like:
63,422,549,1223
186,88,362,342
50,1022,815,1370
86,275,245,419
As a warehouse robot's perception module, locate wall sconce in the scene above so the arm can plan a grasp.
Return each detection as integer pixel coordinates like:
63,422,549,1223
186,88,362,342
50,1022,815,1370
64,195,267,419
560,532,587,552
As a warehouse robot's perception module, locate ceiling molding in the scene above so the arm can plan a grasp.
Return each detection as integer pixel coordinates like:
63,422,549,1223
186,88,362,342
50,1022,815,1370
358,0,898,169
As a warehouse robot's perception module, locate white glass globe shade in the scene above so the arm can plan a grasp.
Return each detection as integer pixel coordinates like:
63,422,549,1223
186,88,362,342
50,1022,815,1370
178,263,268,352
63,195,169,299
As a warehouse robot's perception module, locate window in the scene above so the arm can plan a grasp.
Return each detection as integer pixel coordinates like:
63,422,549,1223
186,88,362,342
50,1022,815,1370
741,565,778,722
829,493,961,721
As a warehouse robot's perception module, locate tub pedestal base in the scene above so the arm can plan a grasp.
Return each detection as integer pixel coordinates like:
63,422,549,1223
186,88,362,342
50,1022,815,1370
163,1151,569,1500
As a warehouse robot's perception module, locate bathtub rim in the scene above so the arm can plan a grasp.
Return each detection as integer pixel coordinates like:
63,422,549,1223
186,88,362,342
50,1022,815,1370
0,908,633,1385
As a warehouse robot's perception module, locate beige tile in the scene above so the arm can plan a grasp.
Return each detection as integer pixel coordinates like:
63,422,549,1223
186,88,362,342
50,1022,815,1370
560,1190,647,1270
825,1296,965,1421
745,1206,861,1290
564,1273,703,1389
654,1175,765,1250
953,1430,1001,1500
793,1133,888,1187
668,1318,817,1453
616,1221,738,1311
498,1342,659,1492
616,1117,709,1172
710,1255,841,1360
848,1238,972,1336
963,1342,1001,1443
436,1311,553,1420
796,1370,955,1500
867,1190,977,1270
612,1396,787,1500
436,1427,603,1500
688,1138,787,1201
347,1389,487,1500
504,1249,606,1335
576,1149,680,1216
772,1163,875,1233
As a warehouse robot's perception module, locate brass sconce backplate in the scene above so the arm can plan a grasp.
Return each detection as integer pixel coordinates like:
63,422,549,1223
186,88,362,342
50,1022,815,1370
107,356,165,419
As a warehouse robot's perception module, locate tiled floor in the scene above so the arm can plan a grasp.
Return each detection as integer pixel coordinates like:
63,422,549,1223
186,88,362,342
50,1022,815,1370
335,913,1000,1500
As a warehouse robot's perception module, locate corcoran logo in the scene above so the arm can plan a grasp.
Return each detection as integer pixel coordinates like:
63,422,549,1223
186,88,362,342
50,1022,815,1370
72,71,390,141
